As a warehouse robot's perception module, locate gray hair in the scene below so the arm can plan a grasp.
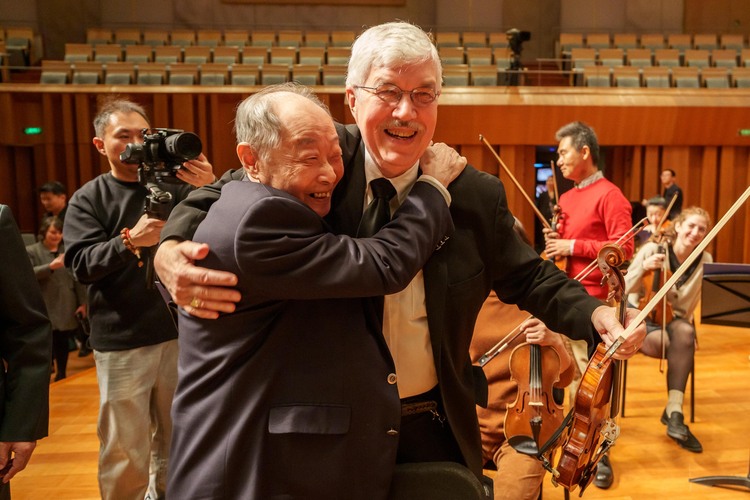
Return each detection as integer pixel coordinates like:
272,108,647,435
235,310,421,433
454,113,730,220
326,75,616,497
555,121,600,166
346,21,442,89
93,98,149,137
233,83,330,165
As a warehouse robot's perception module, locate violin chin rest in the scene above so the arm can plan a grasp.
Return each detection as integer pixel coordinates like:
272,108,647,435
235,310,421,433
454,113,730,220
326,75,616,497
508,435,539,457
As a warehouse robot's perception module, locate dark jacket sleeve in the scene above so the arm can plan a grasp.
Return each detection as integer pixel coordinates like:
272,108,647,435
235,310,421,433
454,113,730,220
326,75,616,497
0,206,51,441
161,169,243,243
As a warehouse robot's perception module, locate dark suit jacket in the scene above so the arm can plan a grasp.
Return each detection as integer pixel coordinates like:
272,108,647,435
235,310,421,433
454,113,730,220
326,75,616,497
162,123,602,485
0,205,51,444
167,180,453,499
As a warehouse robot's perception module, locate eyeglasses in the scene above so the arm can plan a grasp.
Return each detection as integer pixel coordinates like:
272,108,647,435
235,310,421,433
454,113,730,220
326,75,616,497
354,83,440,106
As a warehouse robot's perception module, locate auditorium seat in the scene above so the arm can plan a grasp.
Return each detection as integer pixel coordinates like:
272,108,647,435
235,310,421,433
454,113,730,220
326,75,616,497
693,33,718,51
466,47,492,66
197,29,222,47
470,65,497,86
251,31,276,48
143,29,169,47
154,45,183,64
559,33,584,58
387,462,487,500
278,30,303,48
5,27,34,66
741,48,750,67
442,64,469,86
671,66,700,88
304,31,330,48
270,46,297,67
213,46,240,65
721,34,745,54
625,48,653,68
642,66,670,87
586,33,611,51
171,29,196,47
321,64,346,85
135,62,166,85
199,63,229,85
569,47,597,85
260,63,290,84
86,28,112,46
183,45,211,64
700,67,729,88
684,49,710,68
654,48,680,68
71,61,103,84
488,32,508,49
667,33,693,58
298,47,325,66
731,66,750,87
241,46,268,67
230,64,258,85
462,32,487,48
612,65,641,87
104,61,135,84
326,47,350,66
438,47,465,65
39,60,71,84
435,32,461,49
330,30,355,48
582,65,611,87
168,62,198,85
125,45,153,63
94,44,122,63
114,28,141,46
640,33,665,53
291,64,320,85
598,48,624,68
224,30,249,48
64,43,93,63
613,33,638,50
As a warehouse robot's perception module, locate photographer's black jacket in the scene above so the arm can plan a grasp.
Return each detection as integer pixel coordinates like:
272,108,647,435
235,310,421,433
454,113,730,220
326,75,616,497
64,173,192,351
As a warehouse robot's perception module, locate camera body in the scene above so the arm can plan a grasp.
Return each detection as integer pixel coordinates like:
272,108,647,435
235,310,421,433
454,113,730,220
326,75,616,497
121,128,202,185
120,128,202,220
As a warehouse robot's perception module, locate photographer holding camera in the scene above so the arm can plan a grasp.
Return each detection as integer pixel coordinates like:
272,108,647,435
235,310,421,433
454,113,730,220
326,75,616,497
63,98,214,500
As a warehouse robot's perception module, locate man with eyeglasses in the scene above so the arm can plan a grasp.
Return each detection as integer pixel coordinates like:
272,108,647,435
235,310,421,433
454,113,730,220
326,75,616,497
155,21,645,496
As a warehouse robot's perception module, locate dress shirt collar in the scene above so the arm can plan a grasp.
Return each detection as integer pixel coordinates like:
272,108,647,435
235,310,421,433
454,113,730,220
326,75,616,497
575,169,604,189
363,148,419,205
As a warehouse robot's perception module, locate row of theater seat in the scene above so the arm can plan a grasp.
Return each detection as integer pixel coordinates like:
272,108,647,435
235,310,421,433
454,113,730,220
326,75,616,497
62,43,350,67
85,28,355,48
569,47,750,70
559,32,750,55
577,65,750,88
38,60,347,86
0,26,38,66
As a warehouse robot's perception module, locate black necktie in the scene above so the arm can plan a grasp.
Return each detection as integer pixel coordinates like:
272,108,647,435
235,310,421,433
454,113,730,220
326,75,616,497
357,178,397,238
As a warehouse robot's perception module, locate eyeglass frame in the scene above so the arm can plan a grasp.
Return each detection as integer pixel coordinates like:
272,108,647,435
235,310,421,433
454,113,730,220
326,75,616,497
353,83,441,106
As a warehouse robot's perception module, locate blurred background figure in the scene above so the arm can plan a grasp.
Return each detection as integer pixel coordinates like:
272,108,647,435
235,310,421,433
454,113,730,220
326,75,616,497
38,181,68,225
26,216,86,381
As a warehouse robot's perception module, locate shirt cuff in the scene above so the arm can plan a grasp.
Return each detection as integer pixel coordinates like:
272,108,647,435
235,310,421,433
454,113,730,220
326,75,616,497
417,175,452,206
569,240,576,256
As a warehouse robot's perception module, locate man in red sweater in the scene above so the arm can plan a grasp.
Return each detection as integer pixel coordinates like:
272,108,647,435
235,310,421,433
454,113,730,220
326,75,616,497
544,121,633,490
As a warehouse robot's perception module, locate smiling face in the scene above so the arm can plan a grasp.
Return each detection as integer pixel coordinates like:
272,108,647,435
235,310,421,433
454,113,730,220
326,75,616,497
646,204,666,227
346,59,440,178
241,95,343,217
674,213,709,251
556,136,594,184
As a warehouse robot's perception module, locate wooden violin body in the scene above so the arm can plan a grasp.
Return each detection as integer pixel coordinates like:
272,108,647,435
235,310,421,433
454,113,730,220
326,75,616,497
504,343,564,450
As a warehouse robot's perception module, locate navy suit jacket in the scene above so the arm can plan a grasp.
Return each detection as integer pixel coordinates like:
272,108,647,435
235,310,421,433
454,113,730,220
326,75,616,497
162,123,602,486
168,179,453,499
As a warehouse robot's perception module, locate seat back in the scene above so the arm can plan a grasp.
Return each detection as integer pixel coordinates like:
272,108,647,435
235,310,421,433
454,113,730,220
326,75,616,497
40,60,71,84
442,64,469,86
104,61,135,84
462,32,487,48
321,64,346,85
386,462,489,500
125,45,153,63
224,30,249,48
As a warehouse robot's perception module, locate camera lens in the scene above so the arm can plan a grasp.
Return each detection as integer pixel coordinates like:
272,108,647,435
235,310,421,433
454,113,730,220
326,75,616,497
164,132,202,160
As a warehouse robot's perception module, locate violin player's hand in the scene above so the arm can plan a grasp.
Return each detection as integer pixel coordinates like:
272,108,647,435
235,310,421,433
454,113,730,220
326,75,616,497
643,252,666,271
522,318,557,347
591,305,647,360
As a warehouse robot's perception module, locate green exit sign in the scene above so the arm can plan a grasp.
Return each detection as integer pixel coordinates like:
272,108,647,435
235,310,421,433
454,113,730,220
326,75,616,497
739,129,750,137
24,127,42,135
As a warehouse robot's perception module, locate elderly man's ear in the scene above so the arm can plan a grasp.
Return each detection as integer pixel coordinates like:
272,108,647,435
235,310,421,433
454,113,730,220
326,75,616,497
237,143,260,180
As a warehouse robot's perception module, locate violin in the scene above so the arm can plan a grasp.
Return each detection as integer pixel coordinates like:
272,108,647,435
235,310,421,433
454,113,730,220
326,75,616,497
504,341,564,453
552,244,627,494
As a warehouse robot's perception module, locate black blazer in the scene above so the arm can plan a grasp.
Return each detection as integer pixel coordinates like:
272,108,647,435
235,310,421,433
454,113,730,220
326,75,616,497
162,123,602,482
0,205,51,444
168,180,454,499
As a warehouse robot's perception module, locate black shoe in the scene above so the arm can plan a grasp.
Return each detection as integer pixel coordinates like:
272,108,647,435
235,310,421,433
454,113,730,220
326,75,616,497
673,427,703,453
661,409,703,452
661,409,688,441
78,346,92,357
593,454,614,489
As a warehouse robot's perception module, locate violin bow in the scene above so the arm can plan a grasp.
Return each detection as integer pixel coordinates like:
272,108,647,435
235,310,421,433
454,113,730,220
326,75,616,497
480,134,552,230
478,218,648,367
653,192,678,371
598,184,750,366
550,160,560,206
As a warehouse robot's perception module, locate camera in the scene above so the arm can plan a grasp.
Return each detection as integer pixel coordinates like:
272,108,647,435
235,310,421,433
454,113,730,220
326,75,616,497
120,128,202,185
506,28,531,57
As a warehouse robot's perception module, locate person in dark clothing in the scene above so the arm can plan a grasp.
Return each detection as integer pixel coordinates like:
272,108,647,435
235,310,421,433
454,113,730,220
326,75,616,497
38,181,68,225
660,169,683,218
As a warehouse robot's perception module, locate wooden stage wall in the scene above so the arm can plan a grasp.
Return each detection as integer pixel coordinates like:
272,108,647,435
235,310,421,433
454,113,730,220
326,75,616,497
1,84,749,264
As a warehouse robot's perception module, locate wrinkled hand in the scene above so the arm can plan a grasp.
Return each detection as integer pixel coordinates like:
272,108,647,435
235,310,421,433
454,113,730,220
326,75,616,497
591,305,646,360
154,240,240,319
419,142,467,187
0,441,35,483
49,253,65,270
177,153,215,187
521,318,555,346
129,213,165,248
